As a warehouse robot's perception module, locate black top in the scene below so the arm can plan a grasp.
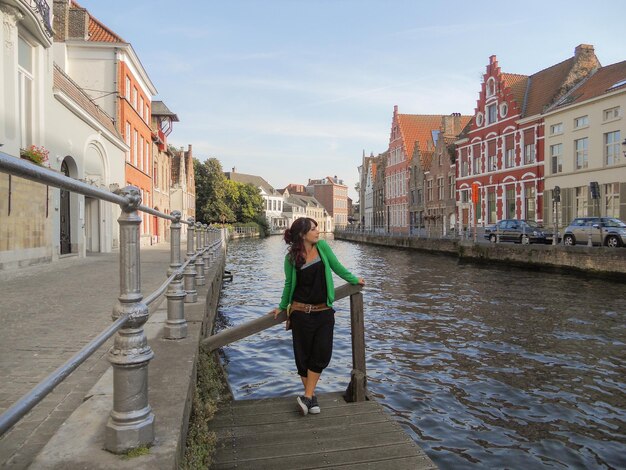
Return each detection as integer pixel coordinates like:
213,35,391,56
292,257,327,305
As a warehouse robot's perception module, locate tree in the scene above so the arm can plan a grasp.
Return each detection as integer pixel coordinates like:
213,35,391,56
194,158,234,223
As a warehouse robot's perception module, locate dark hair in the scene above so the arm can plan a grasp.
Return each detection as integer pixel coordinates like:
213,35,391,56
284,217,317,268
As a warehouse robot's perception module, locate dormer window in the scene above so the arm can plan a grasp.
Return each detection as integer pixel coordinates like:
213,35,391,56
487,104,497,124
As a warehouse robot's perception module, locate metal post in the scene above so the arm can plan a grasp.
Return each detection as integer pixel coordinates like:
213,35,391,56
164,211,187,339
553,201,558,246
194,222,206,286
184,218,197,303
202,224,211,275
105,186,154,453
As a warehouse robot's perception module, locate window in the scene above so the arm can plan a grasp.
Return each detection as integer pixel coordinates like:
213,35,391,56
461,159,469,177
500,103,508,118
145,104,150,120
145,141,150,173
525,186,535,221
605,130,621,166
125,76,131,100
487,104,497,124
488,191,496,223
524,144,535,164
476,112,484,127
550,123,563,135
460,189,469,203
132,87,138,109
488,155,497,171
139,137,144,170
506,187,515,218
133,129,138,166
18,36,34,149
550,143,563,174
437,177,444,200
575,138,588,169
574,115,588,128
473,156,481,174
139,97,144,119
486,78,495,97
125,122,131,162
603,107,620,121
427,180,433,202
505,148,514,168
448,175,454,200
575,186,588,217
605,183,619,218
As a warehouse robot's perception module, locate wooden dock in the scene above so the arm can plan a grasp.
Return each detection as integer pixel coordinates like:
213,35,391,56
209,392,437,469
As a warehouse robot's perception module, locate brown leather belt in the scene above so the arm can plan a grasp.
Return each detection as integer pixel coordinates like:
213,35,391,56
290,301,330,314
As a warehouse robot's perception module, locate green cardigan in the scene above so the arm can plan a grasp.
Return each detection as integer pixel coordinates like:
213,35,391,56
278,239,359,310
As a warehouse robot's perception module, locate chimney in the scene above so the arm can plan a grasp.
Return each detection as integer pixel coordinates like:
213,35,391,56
552,44,600,107
575,44,595,58
393,105,398,115
67,5,89,40
53,0,69,41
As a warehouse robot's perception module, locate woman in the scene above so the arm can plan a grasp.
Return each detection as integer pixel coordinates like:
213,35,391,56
272,217,365,416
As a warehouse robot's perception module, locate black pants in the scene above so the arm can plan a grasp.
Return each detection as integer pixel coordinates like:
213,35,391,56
290,309,335,377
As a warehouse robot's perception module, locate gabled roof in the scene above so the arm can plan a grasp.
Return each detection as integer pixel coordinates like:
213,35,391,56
70,1,125,43
396,114,444,161
501,73,529,111
559,60,626,106
524,56,578,116
152,101,179,121
224,172,276,195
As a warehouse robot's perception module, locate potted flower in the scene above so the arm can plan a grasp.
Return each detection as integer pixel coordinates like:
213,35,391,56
20,145,49,166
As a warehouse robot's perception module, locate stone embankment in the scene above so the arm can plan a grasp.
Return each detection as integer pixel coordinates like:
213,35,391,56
335,231,626,280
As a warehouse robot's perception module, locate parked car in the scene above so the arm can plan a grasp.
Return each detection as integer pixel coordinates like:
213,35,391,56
484,219,554,244
562,217,626,247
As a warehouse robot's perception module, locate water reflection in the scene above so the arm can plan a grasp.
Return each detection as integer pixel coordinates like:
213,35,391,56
217,235,626,469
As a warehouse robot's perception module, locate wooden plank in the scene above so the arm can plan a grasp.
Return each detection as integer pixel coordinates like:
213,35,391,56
214,420,402,451
211,443,428,470
213,429,412,462
208,391,438,470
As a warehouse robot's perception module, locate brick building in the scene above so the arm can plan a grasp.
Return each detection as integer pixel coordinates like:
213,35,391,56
386,106,444,233
306,176,349,227
456,45,600,230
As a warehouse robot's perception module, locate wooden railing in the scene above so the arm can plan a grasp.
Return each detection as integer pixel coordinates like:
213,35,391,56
201,282,368,402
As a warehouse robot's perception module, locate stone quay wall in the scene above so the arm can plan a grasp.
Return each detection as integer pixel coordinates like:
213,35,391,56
335,231,626,280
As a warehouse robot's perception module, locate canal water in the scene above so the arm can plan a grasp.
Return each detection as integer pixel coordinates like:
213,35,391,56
217,235,626,469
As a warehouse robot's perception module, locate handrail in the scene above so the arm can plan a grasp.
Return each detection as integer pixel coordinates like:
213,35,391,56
201,283,363,351
0,312,130,435
0,151,229,451
0,151,128,205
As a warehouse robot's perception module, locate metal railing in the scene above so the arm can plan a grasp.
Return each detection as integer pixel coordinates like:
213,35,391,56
0,152,225,453
336,224,481,241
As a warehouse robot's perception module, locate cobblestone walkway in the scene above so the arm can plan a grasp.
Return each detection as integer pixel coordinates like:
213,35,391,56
0,245,172,469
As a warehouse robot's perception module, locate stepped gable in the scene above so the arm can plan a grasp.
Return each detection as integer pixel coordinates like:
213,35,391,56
501,73,529,114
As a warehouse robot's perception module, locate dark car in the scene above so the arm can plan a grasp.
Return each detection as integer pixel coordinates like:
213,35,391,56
484,219,554,244
562,217,626,247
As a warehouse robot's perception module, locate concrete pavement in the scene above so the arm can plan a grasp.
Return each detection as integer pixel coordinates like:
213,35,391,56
0,245,177,468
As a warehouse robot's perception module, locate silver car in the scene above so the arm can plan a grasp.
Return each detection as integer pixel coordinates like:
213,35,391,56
562,217,626,247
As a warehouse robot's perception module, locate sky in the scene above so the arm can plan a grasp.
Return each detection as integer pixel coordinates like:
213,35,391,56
75,0,626,200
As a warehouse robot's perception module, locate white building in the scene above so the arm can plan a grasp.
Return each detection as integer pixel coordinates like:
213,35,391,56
0,0,126,271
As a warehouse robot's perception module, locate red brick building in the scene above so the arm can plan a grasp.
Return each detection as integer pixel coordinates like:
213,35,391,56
456,45,600,229
386,106,444,233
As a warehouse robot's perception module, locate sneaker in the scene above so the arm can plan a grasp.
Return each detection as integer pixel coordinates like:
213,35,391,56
296,395,312,416
309,395,321,414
